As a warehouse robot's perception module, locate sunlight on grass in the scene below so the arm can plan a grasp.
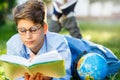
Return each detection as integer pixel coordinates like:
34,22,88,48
83,31,115,42
0,41,7,54
84,34,92,40
83,31,120,59
0,65,6,80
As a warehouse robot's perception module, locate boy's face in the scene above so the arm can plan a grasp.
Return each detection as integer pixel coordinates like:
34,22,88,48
17,19,47,52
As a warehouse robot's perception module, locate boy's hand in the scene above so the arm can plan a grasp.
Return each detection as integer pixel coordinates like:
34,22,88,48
24,72,43,80
24,72,52,80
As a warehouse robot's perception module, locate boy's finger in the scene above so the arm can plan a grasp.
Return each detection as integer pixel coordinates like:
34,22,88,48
24,73,30,80
35,72,43,80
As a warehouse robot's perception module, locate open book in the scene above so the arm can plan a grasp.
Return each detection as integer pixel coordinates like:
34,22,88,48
0,50,66,80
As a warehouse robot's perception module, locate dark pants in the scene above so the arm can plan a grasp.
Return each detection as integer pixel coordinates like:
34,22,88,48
49,16,82,39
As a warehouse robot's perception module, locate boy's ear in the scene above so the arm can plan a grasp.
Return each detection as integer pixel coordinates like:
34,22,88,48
43,23,48,34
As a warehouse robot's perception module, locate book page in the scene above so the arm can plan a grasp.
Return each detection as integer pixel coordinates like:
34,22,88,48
1,62,28,80
0,55,29,66
29,60,66,78
0,55,30,80
30,50,63,65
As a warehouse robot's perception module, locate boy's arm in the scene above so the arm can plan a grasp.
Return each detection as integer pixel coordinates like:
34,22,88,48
52,38,72,80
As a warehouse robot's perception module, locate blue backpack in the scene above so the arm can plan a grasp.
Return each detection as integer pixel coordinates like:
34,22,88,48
65,36,120,79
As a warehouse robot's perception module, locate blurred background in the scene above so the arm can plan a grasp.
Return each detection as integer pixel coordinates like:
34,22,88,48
0,0,120,79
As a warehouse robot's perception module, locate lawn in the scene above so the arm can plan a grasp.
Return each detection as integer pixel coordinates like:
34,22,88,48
0,20,17,55
0,19,120,79
60,20,120,59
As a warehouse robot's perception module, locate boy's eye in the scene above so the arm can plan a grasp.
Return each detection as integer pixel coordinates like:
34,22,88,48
30,26,38,32
19,28,26,33
17,25,41,35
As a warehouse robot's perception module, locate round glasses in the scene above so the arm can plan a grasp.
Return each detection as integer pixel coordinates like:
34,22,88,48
17,25,42,35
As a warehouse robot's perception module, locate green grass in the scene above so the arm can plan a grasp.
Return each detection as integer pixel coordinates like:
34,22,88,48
0,20,120,79
60,20,120,59
81,21,120,59
0,20,17,55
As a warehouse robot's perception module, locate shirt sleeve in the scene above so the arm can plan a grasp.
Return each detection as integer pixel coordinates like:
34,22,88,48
52,37,72,80
6,37,17,55
6,34,23,56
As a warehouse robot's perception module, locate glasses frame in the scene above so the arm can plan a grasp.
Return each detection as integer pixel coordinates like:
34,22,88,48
17,25,42,35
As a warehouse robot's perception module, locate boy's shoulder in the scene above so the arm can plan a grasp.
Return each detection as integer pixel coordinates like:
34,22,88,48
6,34,23,49
7,34,21,43
46,32,67,42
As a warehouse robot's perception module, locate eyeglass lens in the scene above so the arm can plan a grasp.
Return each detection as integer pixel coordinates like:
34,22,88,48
18,26,41,34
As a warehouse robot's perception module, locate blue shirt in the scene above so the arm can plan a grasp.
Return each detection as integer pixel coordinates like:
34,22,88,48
6,32,71,80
